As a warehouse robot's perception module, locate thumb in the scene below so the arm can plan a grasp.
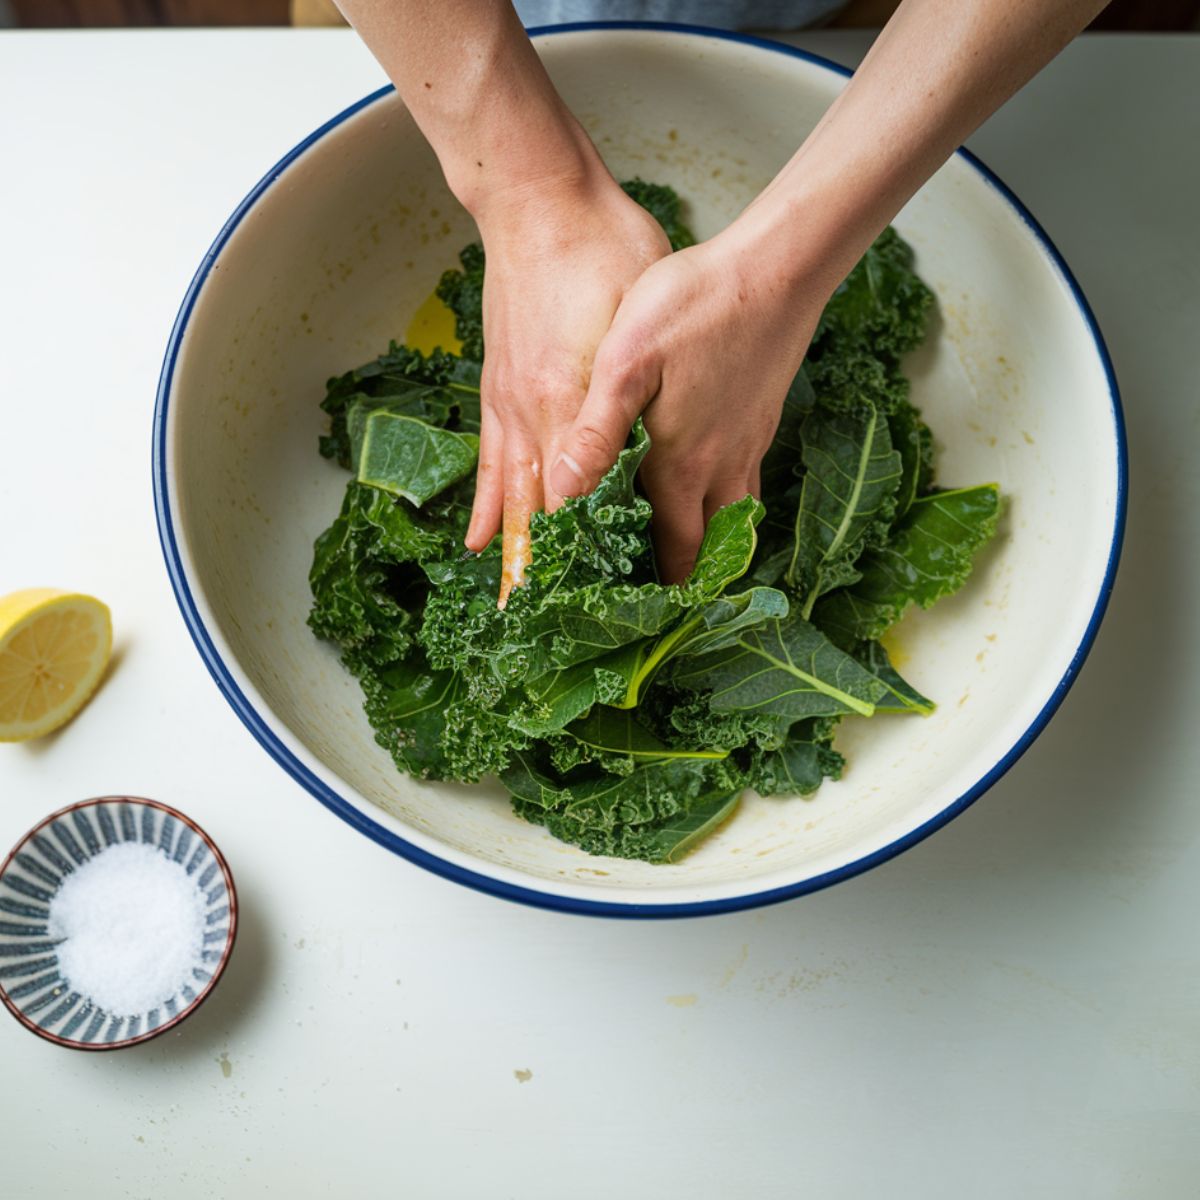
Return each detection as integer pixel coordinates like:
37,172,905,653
549,345,658,498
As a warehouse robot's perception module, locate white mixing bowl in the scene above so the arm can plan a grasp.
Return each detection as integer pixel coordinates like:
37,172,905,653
153,24,1125,917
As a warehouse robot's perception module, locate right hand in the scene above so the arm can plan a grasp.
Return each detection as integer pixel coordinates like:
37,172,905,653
463,172,671,601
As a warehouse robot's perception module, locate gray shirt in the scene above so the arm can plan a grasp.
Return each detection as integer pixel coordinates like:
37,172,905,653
513,1,847,31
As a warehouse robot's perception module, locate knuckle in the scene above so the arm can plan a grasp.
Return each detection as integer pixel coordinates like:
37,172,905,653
596,338,652,394
530,364,578,401
573,423,618,459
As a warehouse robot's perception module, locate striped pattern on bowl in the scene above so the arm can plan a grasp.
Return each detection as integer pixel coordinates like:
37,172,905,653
0,797,237,1050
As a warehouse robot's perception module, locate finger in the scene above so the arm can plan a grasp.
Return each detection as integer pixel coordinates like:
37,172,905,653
644,474,707,586
541,387,588,516
466,405,504,552
702,465,761,525
549,341,659,499
498,439,544,609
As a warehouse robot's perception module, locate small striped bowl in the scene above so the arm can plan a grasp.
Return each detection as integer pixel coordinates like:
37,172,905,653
0,797,237,1050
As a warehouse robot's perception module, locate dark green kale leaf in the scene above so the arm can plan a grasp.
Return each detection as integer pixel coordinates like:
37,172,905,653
758,367,815,516
516,784,742,865
419,435,766,693
812,484,1001,645
889,399,936,517
670,612,889,721
609,792,742,864
805,226,934,416
507,643,647,737
852,640,934,715
308,480,457,667
650,685,791,754
784,401,902,615
503,750,742,863
436,242,485,362
684,495,765,594
320,343,481,466
743,718,845,798
354,410,480,505
552,706,729,776
614,586,790,711
358,654,465,780
416,424,658,685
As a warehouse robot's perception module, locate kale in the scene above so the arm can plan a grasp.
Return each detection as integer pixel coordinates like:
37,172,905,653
804,226,935,416
307,186,999,863
436,242,485,362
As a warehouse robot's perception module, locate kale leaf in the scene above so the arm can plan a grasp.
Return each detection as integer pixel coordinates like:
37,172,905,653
784,400,902,616
813,484,1001,645
804,226,935,416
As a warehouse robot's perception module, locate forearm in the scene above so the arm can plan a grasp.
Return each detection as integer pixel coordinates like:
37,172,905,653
335,0,606,220
733,0,1108,298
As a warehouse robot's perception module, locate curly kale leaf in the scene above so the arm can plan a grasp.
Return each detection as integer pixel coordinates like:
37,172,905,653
504,750,741,863
647,686,792,755
308,480,454,666
805,226,935,416
743,719,845,798
358,654,465,780
528,789,742,865
436,241,485,362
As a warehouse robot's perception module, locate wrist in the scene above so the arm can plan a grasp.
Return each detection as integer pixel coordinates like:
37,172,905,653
713,194,845,319
720,139,907,309
446,106,611,227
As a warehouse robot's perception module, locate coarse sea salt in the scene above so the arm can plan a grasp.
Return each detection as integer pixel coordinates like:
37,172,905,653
48,841,209,1016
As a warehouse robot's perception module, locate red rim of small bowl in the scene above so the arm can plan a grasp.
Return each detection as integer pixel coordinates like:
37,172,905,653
0,796,238,1051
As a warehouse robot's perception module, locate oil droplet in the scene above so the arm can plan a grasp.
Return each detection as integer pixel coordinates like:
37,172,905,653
879,626,911,668
405,288,462,355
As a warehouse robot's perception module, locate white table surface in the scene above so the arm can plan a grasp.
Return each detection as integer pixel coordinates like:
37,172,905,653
1,27,1197,1199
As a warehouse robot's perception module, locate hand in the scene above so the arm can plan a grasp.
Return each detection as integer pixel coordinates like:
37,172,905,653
549,224,827,583
463,174,671,600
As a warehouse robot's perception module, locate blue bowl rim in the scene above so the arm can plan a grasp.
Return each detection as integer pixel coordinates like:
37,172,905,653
152,21,1128,920
0,796,239,1050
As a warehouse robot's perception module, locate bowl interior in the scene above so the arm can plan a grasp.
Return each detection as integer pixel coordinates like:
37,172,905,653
162,29,1120,908
0,798,235,1048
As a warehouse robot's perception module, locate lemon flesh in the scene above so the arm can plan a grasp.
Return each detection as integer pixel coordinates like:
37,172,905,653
0,589,112,742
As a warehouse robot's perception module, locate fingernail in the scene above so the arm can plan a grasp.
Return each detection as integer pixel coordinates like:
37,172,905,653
550,452,584,497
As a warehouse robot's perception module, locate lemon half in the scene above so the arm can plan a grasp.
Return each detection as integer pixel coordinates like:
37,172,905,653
0,589,112,742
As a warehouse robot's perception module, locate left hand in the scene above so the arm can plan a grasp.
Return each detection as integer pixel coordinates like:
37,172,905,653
549,226,828,583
